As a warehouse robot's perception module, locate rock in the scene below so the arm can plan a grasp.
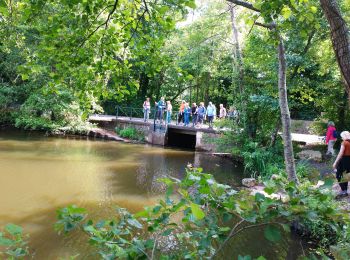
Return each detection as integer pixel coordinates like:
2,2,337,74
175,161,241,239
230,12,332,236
242,178,256,188
297,150,322,162
271,174,280,180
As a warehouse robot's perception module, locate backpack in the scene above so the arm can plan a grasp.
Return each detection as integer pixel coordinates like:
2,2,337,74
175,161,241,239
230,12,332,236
333,129,339,138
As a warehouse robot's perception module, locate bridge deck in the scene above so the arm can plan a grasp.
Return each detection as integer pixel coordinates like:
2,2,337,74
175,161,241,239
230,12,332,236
89,115,219,133
89,114,324,144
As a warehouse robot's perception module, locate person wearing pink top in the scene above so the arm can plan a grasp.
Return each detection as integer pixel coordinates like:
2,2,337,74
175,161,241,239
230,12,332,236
326,121,337,156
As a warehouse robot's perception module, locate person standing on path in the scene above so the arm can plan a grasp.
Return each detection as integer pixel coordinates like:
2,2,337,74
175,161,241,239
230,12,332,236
219,104,227,119
191,103,198,127
178,100,185,125
206,102,215,128
184,103,191,127
166,101,172,124
326,121,337,156
155,97,165,124
333,131,350,197
143,97,151,122
197,102,206,126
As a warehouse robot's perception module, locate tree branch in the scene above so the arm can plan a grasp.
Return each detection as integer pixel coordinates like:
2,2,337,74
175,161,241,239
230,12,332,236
291,30,316,79
255,22,276,30
79,0,119,47
226,0,260,13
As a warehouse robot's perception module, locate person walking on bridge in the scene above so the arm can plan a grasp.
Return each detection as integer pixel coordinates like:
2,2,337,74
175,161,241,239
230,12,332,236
178,100,185,125
166,101,172,124
219,104,227,119
191,103,198,127
206,102,215,128
155,97,165,124
184,103,191,127
197,102,206,126
143,97,151,122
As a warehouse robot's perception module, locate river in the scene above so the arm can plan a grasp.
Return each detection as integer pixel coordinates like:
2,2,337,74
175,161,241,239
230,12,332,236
0,129,306,259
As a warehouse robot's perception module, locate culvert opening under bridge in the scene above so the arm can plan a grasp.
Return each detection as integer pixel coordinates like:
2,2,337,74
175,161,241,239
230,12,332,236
167,128,196,149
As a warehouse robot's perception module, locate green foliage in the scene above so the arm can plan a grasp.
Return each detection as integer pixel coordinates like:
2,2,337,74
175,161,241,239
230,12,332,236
0,224,29,259
309,119,328,136
0,0,195,130
115,127,145,142
51,167,350,259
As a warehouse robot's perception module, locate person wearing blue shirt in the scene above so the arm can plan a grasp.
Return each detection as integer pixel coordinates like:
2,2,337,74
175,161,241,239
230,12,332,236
206,102,215,128
155,97,165,123
197,102,206,126
184,103,191,126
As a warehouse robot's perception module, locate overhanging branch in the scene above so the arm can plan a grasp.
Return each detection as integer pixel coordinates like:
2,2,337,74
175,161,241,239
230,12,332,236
226,0,260,12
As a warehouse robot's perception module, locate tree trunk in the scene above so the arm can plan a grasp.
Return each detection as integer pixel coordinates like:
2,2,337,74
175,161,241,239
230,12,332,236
320,0,350,94
278,37,298,184
229,4,246,127
229,4,244,94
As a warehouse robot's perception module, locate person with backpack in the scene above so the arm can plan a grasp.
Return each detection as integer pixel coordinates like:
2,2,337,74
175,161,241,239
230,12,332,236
326,121,337,156
143,97,151,122
333,131,350,197
155,97,165,124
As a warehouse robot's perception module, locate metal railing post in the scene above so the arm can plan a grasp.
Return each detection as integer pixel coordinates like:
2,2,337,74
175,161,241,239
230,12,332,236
153,105,157,132
116,106,119,118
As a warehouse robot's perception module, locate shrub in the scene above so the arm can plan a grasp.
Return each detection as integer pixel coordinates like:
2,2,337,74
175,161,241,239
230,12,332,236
309,120,327,136
115,126,145,141
2,168,350,259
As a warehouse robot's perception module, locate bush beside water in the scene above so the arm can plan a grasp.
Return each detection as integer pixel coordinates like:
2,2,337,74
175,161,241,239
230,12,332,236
115,126,145,142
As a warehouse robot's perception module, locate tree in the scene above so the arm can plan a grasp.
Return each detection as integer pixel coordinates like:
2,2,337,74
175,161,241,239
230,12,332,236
319,0,350,97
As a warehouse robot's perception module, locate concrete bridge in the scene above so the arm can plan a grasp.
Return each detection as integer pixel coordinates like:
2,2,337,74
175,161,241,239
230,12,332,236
89,114,219,151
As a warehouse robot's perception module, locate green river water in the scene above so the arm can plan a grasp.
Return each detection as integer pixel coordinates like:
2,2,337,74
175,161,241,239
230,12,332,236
0,129,307,259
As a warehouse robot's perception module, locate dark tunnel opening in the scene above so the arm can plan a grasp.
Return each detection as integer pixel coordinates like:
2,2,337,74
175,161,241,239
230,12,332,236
167,129,196,149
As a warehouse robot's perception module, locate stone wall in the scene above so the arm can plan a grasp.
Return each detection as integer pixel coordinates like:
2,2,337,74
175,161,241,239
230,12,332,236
195,132,219,152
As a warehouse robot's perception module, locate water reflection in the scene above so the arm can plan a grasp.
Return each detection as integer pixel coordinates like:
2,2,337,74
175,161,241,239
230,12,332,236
0,129,244,259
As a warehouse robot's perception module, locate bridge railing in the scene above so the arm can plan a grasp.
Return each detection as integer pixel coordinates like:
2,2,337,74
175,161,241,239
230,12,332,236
116,105,180,125
116,106,156,120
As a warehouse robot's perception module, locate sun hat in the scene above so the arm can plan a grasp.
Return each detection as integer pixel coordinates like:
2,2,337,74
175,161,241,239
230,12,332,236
340,131,350,140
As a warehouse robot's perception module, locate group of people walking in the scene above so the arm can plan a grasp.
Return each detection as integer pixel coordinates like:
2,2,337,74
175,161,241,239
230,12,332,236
326,121,350,197
143,97,233,128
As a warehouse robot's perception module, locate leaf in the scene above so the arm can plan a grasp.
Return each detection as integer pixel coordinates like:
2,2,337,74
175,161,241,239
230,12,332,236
264,225,281,243
127,218,143,229
21,74,29,81
255,192,266,202
5,223,23,236
310,6,317,14
219,227,230,232
0,236,15,246
322,178,334,188
190,203,205,220
281,6,292,20
84,225,95,233
162,229,173,236
185,1,196,9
